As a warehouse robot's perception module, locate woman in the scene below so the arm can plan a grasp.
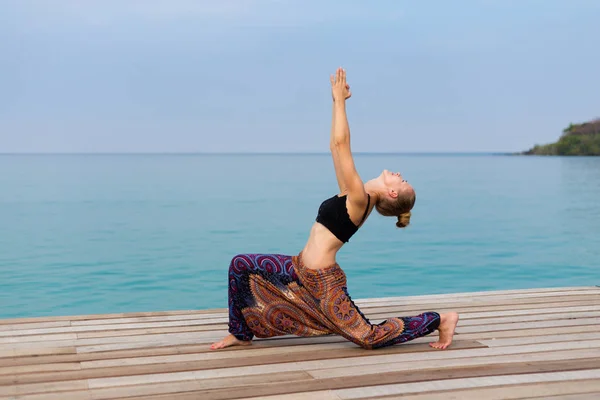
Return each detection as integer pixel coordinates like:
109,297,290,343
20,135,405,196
211,68,458,351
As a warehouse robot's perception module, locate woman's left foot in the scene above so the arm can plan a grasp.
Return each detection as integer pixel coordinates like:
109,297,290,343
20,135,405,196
210,334,252,350
429,312,459,350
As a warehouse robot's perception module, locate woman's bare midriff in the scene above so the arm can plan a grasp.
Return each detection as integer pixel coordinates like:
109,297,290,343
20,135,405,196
300,222,344,270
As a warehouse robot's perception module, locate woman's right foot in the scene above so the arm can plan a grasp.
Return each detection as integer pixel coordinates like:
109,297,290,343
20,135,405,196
210,334,252,350
429,312,459,350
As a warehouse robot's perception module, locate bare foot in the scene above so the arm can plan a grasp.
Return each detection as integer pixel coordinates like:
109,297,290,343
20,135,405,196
210,334,252,350
429,312,459,350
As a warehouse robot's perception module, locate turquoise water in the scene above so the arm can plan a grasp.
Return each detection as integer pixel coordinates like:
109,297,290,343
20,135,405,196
1,154,599,319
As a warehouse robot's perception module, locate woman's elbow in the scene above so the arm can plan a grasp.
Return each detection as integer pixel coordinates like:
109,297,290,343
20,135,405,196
332,137,349,148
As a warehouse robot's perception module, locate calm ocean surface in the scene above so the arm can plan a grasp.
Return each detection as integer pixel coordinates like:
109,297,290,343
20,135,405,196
1,154,599,319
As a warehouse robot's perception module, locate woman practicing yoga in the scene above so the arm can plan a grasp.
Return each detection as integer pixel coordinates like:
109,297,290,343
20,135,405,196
211,68,458,351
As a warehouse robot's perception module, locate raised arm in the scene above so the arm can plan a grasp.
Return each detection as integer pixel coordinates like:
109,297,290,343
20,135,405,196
329,68,368,207
330,102,346,193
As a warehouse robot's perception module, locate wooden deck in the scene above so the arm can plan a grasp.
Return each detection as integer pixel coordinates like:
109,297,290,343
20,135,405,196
1,286,600,400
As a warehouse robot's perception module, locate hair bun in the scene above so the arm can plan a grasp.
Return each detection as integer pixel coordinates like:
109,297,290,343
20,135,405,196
396,211,412,228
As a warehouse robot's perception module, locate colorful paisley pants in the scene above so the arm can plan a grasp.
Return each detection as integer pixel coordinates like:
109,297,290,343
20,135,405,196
227,252,440,350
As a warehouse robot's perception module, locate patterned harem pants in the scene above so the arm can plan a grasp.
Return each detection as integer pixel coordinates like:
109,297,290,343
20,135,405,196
227,252,440,350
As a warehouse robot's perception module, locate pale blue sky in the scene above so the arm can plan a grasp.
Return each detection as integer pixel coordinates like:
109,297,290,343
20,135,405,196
1,0,598,153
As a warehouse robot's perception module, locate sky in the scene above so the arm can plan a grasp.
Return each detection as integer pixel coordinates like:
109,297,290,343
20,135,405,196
1,0,599,153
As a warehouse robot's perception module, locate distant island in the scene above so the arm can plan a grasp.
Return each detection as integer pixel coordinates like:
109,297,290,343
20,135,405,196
522,118,600,156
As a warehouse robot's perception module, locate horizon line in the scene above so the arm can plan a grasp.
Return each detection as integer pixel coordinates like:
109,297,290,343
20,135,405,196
0,151,516,156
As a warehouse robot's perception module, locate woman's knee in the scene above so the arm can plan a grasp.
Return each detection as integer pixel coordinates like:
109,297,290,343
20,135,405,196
354,338,374,350
229,254,251,274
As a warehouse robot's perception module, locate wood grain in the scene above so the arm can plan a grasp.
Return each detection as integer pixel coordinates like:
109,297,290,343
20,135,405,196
1,286,599,400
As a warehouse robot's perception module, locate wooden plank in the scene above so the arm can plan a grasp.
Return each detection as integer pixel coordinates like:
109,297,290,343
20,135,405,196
353,287,600,304
531,393,600,400
120,359,600,400
0,340,485,386
0,336,347,368
0,331,225,353
0,314,223,336
190,316,600,346
0,361,81,376
62,290,600,332
0,309,220,326
0,321,71,332
77,324,226,339
480,332,600,347
23,370,597,400
16,331,217,348
75,337,222,354
251,323,600,344
367,307,600,324
0,379,89,397
0,314,599,357
87,371,313,400
74,306,600,340
331,368,600,399
74,334,355,353
5,307,597,348
452,324,600,341
371,286,600,300
6,295,598,339
241,392,342,400
7,297,600,336
308,348,600,379
361,298,600,316
0,390,93,400
0,346,76,359
368,304,600,320
456,310,600,327
358,379,600,400
83,340,600,390
132,390,343,400
4,311,594,356
454,304,600,319
0,314,596,358
0,333,78,345
0,319,228,338
457,317,600,334
7,323,599,369
71,314,227,326
4,297,600,340
358,292,600,308
1,287,597,330
82,299,600,333
0,287,598,400
4,294,596,333
0,286,594,327
80,331,600,370
80,342,355,369
0,343,232,368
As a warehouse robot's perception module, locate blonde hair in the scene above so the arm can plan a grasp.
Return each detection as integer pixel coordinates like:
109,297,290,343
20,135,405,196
396,212,412,228
375,191,416,229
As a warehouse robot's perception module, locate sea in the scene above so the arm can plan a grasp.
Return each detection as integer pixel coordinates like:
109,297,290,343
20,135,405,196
1,153,599,319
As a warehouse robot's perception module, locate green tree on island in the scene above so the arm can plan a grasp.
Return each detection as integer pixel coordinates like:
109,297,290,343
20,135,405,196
523,118,600,156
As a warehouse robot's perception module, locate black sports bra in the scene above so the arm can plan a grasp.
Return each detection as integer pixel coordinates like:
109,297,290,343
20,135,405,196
315,194,370,243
